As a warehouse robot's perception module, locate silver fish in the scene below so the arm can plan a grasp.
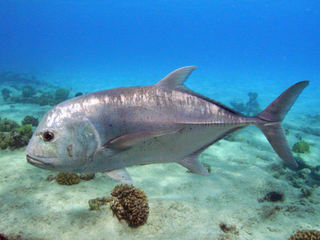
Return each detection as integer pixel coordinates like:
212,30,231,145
26,66,309,183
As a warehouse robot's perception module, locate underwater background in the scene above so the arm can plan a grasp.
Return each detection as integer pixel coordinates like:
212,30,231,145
0,1,319,240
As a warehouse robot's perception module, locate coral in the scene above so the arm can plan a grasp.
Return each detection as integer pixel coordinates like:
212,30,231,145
1,88,11,101
308,114,320,124
21,85,36,98
230,91,260,116
80,173,95,181
0,233,13,240
16,124,33,139
230,101,246,113
219,223,238,234
56,172,80,185
55,88,69,103
300,187,313,198
9,84,20,91
0,233,7,240
295,133,303,141
285,128,290,136
0,233,20,240
295,156,312,170
271,158,318,189
0,71,41,85
202,163,211,173
8,96,21,104
289,230,320,240
246,92,260,116
21,115,39,127
296,168,311,180
311,166,320,181
0,133,9,150
3,83,70,106
292,141,310,154
37,92,55,106
7,124,33,150
0,119,19,132
46,175,56,181
88,197,111,210
259,191,284,202
260,205,282,219
110,184,149,227
0,123,32,150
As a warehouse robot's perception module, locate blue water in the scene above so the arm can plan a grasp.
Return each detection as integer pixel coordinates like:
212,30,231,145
1,1,319,106
0,1,320,239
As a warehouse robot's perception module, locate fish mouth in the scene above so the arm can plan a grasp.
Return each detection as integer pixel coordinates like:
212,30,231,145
26,155,55,170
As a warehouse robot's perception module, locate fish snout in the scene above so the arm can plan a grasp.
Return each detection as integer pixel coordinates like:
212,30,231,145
26,155,56,170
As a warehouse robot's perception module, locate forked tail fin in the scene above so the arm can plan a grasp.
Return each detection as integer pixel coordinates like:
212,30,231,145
256,81,309,168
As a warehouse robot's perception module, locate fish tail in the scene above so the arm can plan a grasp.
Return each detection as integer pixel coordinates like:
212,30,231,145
255,81,309,169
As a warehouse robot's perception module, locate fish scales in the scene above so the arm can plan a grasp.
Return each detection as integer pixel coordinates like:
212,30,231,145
26,66,309,183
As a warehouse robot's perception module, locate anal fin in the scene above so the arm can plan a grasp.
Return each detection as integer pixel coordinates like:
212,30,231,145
178,152,209,176
105,168,133,184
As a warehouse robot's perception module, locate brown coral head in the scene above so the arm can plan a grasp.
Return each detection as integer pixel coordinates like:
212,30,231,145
110,184,149,227
289,230,320,240
56,172,80,185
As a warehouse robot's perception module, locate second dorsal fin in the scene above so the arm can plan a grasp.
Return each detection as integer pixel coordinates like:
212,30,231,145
156,66,197,89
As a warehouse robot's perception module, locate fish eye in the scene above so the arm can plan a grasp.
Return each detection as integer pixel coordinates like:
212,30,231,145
42,131,54,142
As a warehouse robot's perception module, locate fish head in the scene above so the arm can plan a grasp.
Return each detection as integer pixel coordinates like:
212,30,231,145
26,107,99,172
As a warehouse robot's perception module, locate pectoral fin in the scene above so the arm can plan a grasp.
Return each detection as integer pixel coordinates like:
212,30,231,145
105,128,181,150
106,168,133,184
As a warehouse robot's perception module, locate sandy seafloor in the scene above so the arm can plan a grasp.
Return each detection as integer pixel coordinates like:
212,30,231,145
0,85,320,240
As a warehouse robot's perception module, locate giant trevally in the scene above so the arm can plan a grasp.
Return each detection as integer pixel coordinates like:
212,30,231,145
26,66,309,183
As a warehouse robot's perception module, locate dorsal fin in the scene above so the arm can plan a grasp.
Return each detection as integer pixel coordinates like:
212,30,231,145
156,66,241,115
156,66,197,89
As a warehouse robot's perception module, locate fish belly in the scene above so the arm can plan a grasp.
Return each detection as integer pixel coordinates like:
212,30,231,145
114,124,240,167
